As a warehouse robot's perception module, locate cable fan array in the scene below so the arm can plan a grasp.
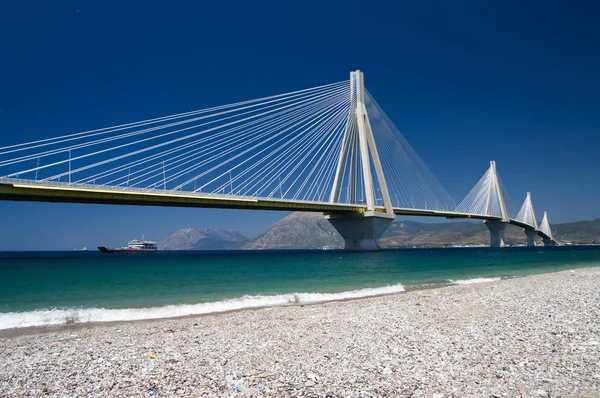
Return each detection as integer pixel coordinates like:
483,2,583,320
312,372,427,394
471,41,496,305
454,162,518,218
0,81,353,203
364,90,457,211
1,75,528,217
515,193,538,229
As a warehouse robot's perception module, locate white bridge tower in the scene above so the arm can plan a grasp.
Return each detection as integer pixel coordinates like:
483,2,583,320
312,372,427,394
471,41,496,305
516,191,539,246
483,160,510,247
327,70,395,251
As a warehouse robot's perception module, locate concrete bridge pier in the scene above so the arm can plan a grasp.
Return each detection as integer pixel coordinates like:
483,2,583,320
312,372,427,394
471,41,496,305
543,238,557,246
524,229,538,247
326,211,395,251
485,220,508,248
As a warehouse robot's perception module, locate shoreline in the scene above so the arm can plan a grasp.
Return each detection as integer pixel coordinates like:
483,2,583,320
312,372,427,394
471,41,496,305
0,269,570,339
0,284,434,339
1,267,599,396
0,276,514,339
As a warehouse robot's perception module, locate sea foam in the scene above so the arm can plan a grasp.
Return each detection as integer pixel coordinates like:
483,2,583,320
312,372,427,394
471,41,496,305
0,284,405,330
448,277,501,285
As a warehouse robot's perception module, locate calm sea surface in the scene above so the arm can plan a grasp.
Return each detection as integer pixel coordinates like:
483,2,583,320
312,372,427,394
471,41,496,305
1,247,599,329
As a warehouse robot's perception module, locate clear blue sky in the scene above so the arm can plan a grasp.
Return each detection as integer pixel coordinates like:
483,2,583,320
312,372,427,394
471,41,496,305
1,0,599,250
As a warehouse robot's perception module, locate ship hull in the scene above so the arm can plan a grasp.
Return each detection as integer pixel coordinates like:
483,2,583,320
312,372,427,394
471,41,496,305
97,246,157,254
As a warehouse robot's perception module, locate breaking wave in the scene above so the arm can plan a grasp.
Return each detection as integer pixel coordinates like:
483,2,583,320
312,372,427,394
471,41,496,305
0,284,405,330
448,277,501,285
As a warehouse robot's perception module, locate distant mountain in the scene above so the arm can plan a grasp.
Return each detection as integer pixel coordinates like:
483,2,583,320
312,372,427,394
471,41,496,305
381,221,529,247
553,219,600,244
242,212,344,249
383,219,600,246
162,216,600,251
242,213,534,249
160,228,248,250
243,213,600,249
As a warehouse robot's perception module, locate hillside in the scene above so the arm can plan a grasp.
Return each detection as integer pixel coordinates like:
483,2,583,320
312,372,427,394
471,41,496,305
243,213,600,249
242,212,344,249
381,220,529,247
162,215,600,251
553,218,600,244
159,228,248,250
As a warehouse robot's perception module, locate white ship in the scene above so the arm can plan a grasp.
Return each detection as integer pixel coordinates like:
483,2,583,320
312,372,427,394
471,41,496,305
98,238,158,253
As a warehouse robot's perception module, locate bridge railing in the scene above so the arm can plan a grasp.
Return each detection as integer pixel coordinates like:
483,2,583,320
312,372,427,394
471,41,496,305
0,177,363,208
0,177,545,227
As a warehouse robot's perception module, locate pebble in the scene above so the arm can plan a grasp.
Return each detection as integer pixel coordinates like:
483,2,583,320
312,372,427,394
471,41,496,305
0,268,599,397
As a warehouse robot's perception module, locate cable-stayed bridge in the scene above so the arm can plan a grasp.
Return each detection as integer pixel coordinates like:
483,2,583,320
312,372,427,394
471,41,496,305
0,70,556,250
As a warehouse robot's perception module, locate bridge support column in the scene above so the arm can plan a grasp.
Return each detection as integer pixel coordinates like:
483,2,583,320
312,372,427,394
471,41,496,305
485,220,508,248
524,229,538,247
539,212,557,246
327,211,395,251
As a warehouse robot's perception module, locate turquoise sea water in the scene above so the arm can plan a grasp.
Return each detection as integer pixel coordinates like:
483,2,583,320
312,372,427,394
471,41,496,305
1,247,599,329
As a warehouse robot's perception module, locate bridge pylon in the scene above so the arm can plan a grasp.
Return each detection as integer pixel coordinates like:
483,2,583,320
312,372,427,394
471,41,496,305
327,70,395,251
516,192,539,246
457,160,512,247
539,211,558,246
483,160,510,247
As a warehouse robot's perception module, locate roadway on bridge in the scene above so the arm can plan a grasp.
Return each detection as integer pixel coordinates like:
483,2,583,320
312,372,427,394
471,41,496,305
0,179,551,240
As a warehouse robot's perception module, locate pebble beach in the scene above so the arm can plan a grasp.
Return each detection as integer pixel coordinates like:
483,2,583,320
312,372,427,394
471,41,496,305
1,268,599,397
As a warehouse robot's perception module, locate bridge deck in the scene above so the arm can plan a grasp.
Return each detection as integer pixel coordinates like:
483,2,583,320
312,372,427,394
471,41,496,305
0,179,550,240
0,179,498,217
0,180,362,213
